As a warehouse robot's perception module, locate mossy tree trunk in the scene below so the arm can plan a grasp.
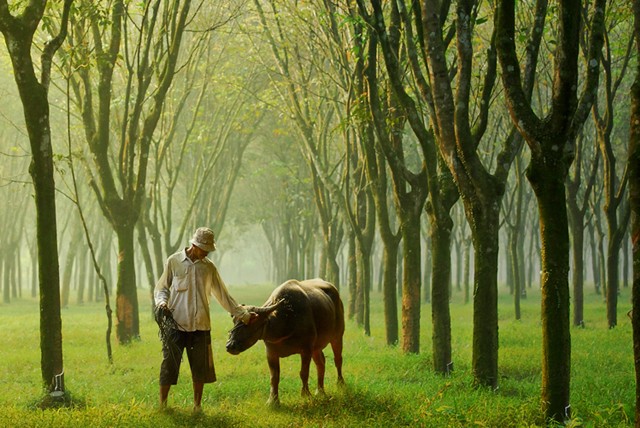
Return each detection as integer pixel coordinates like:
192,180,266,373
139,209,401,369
0,0,73,393
363,0,451,360
566,134,599,327
496,0,606,420
629,1,640,424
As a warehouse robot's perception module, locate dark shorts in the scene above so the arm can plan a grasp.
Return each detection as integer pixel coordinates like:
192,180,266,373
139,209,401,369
159,329,216,385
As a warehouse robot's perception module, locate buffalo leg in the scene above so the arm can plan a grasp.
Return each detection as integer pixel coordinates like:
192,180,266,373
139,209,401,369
312,350,326,395
267,354,280,405
331,337,344,385
299,352,312,397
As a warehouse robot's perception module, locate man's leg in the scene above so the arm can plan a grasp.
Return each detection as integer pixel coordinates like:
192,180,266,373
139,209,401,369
186,331,216,413
160,384,171,409
193,382,204,412
159,329,185,410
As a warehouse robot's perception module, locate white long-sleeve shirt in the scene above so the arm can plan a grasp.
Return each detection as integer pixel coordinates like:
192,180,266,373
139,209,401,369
154,249,248,332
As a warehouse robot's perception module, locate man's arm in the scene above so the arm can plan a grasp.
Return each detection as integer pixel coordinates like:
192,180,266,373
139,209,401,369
209,267,251,323
154,260,172,307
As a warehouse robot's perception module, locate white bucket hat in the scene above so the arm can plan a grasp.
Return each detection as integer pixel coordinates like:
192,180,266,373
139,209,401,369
190,227,216,253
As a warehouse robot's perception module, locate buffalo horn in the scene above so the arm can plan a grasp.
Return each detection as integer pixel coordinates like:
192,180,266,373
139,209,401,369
253,298,284,315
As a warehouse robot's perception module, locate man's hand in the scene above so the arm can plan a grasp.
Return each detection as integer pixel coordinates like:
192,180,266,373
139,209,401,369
236,308,258,325
154,302,170,325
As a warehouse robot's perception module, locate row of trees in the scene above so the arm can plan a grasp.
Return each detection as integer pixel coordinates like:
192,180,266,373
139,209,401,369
0,0,637,425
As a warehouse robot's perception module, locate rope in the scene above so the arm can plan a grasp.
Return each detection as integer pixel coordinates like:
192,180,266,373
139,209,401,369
154,305,182,349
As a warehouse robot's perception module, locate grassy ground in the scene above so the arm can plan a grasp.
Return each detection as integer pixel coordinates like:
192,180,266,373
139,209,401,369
0,283,634,427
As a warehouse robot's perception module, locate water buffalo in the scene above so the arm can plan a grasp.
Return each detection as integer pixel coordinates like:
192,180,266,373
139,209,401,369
226,278,345,405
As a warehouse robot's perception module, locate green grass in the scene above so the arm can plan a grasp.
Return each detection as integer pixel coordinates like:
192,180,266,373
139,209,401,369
0,283,634,427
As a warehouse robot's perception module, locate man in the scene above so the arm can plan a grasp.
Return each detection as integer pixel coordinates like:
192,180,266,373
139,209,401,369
154,227,253,413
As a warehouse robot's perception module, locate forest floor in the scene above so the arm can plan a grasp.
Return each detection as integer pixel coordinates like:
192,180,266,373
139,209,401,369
0,282,634,427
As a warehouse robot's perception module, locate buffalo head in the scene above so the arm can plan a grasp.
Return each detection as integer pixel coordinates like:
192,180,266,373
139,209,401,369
226,299,283,355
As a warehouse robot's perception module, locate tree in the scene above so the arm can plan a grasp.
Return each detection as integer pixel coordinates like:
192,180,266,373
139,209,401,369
68,0,194,343
592,4,634,327
139,27,263,302
566,129,599,327
253,0,379,333
496,0,606,421
359,0,441,356
419,0,523,387
630,1,640,425
0,0,72,394
252,0,346,290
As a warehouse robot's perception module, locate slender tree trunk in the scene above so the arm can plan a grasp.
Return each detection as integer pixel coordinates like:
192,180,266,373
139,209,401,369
423,234,432,304
355,239,365,327
358,244,372,335
509,231,521,320
629,6,640,417
0,15,70,391
471,216,500,388
347,232,357,320
2,254,9,304
629,4,640,420
382,244,399,345
115,224,140,343
429,211,452,372
588,223,601,294
76,251,87,305
33,128,64,393
463,239,471,304
30,241,37,298
401,213,423,354
529,159,571,422
569,214,585,327
606,237,620,328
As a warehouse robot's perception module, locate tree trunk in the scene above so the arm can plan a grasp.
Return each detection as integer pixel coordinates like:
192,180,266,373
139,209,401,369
382,244,399,345
628,5,639,419
355,239,365,327
471,216,500,388
509,231,521,320
357,242,372,336
347,232,357,320
0,16,69,392
32,129,64,393
401,214,422,354
2,252,7,304
76,251,87,305
423,234,432,304
606,236,620,328
115,224,140,343
463,239,471,304
529,158,571,422
569,212,585,327
429,210,452,372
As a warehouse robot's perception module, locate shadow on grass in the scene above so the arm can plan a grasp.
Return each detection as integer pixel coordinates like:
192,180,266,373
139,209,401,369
266,384,414,426
30,390,87,411
164,408,239,428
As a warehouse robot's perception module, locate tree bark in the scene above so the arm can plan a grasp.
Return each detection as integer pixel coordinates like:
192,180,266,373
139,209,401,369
629,2,640,424
0,0,73,394
529,157,572,421
497,0,605,420
115,223,139,342
401,214,423,353
428,207,452,371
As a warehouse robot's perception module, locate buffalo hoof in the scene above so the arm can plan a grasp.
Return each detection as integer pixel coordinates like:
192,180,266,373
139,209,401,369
266,396,280,407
